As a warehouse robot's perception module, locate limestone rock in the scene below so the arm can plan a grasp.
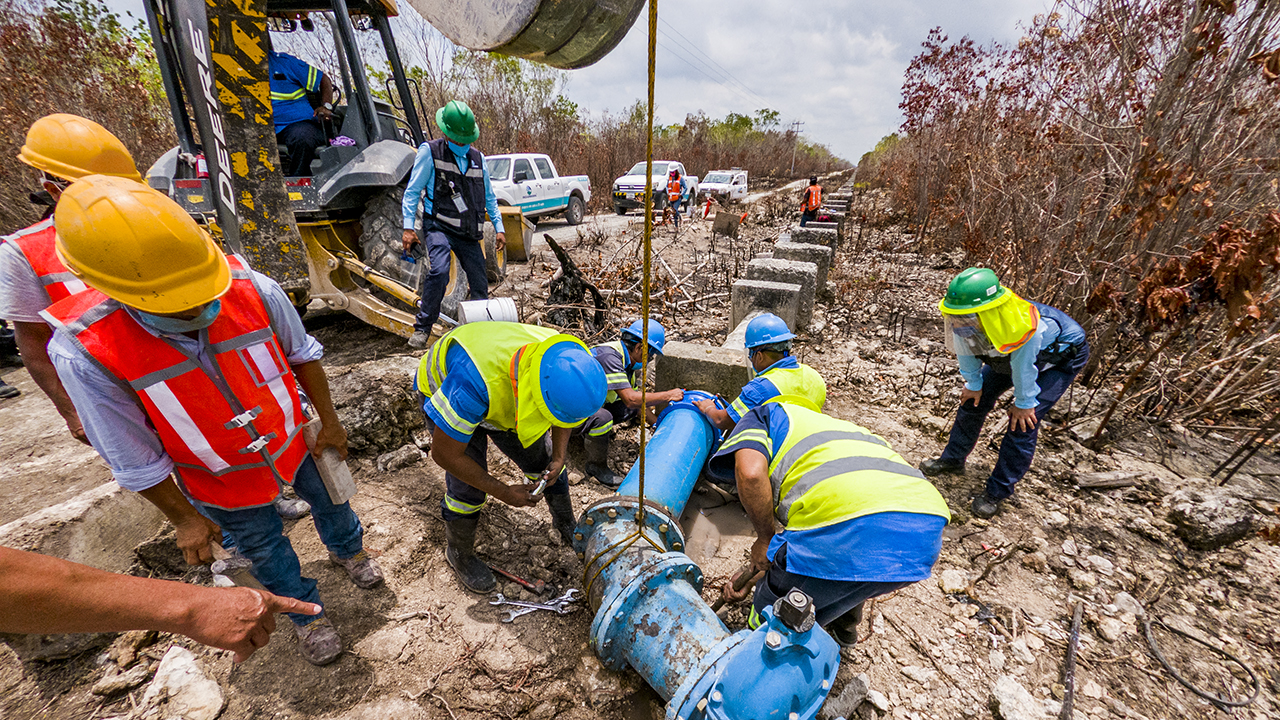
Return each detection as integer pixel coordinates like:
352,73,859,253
376,443,424,472
990,675,1048,720
329,355,424,455
1008,638,1036,664
1021,551,1048,573
322,697,428,720
1086,555,1115,575
1067,568,1097,590
1081,680,1105,699
1167,487,1256,551
1097,617,1128,642
865,689,889,712
91,664,152,696
136,645,225,720
354,625,411,662
572,652,636,708
900,665,936,685
821,672,869,719
938,569,969,594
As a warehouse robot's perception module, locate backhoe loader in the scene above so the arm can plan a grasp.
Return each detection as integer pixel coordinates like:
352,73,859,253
140,0,643,336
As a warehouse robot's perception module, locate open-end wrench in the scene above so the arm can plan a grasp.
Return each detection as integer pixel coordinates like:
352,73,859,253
500,606,541,623
489,592,575,614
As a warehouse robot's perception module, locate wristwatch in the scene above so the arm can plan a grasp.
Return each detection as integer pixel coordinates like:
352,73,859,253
323,102,333,110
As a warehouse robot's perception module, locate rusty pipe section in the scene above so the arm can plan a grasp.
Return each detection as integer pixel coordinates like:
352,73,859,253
571,395,840,719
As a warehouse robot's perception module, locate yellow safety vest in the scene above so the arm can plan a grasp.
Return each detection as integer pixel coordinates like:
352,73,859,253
593,340,638,404
767,403,951,531
730,362,826,419
417,322,557,441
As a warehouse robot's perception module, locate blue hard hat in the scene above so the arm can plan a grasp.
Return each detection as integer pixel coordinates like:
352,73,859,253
539,340,607,424
621,318,666,355
744,313,795,349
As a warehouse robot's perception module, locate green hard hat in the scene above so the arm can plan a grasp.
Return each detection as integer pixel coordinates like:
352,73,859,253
436,100,479,145
940,267,1006,314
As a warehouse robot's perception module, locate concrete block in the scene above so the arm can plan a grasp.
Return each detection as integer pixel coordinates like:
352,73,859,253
721,314,758,350
790,226,839,252
804,220,843,246
745,258,818,328
0,482,168,660
655,341,752,400
731,279,801,333
774,241,832,292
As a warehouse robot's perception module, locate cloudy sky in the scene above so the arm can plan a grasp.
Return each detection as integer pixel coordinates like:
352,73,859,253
105,0,1050,161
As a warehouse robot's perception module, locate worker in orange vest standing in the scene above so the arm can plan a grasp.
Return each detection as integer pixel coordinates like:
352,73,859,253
42,176,380,667
800,176,822,227
0,114,141,426
662,167,687,229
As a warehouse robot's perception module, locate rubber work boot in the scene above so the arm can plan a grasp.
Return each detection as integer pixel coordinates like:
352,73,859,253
329,549,385,589
274,495,311,520
0,379,19,399
827,602,864,648
583,436,620,488
294,617,342,665
444,515,496,593
407,331,430,350
971,492,1001,519
919,457,965,477
545,492,577,546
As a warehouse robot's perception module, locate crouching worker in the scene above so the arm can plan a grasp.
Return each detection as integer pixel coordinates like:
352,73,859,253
710,398,950,646
577,319,684,487
416,321,606,593
43,177,381,666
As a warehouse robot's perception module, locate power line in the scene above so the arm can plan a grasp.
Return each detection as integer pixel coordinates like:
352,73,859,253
656,18,772,110
653,37,773,115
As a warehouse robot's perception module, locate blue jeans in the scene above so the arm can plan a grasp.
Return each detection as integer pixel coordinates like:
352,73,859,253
750,544,909,628
198,455,366,625
800,210,816,227
415,228,488,332
939,344,1090,500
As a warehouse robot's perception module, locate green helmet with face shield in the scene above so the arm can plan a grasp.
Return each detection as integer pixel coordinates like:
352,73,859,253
940,267,1006,314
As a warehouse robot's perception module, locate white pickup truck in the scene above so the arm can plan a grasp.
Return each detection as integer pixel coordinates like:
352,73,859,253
485,153,591,225
698,169,748,202
611,160,699,215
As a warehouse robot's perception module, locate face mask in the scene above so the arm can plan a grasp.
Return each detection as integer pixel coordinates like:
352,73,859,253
447,140,471,156
137,300,222,334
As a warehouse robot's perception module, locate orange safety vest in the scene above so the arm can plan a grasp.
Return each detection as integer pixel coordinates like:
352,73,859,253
667,177,682,203
41,255,308,510
803,185,822,212
3,218,88,304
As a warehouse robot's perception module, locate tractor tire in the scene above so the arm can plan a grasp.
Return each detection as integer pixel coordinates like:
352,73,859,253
565,195,585,225
482,222,507,283
358,186,468,321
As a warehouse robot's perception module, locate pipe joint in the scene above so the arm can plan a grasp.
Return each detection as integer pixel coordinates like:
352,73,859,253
572,497,685,557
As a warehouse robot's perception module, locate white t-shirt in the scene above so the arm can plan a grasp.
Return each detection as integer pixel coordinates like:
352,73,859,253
0,223,55,323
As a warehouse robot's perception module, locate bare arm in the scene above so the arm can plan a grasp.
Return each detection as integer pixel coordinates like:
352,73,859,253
137,478,221,566
734,448,777,572
431,427,537,508
314,75,335,119
616,386,684,410
0,546,319,662
13,321,86,444
545,426,571,483
292,360,348,460
694,398,736,431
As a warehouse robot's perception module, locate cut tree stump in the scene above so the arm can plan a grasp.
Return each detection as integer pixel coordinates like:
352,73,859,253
1075,471,1146,490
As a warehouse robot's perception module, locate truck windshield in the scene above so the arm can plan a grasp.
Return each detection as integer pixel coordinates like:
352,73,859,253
704,173,731,183
627,162,669,176
486,158,511,181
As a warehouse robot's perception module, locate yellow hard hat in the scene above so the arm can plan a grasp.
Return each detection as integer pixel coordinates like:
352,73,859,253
54,176,231,313
19,114,142,182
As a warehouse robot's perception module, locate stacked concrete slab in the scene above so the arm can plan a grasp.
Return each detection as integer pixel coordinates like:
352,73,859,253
745,258,818,327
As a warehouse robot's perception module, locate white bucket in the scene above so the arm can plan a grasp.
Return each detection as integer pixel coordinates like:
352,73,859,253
458,297,519,324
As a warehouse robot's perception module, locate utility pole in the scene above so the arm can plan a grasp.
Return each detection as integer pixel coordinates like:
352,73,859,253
788,120,805,176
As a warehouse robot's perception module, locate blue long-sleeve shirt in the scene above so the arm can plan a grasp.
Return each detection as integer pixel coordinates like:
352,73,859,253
959,305,1082,409
402,143,502,234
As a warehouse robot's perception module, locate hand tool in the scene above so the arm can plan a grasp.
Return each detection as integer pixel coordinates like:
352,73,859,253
710,563,764,612
488,564,546,595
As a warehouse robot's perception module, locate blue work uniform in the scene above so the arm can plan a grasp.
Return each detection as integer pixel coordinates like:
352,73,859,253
726,355,827,424
710,402,949,629
268,51,327,176
940,302,1089,500
576,341,640,438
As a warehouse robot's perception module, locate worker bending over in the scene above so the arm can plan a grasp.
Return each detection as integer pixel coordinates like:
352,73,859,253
799,176,821,227
696,313,826,431
401,101,504,349
43,177,380,666
921,268,1088,519
0,114,141,440
711,399,951,645
416,321,605,593
577,319,684,487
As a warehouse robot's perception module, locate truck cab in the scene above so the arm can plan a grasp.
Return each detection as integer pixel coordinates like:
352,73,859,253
485,153,591,225
611,161,699,215
698,169,748,202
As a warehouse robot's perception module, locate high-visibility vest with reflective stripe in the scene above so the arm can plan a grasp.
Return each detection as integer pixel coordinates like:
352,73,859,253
40,256,308,510
803,186,822,211
593,340,636,404
758,362,827,411
667,177,682,202
3,219,87,304
766,403,951,531
418,321,557,433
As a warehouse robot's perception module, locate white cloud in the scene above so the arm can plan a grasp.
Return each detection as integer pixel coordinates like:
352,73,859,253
101,0,1050,160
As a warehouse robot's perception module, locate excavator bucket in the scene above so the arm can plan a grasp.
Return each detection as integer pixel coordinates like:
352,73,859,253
405,0,646,69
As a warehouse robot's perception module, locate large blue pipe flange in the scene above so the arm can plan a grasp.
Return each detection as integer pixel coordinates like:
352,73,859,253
571,497,686,556
589,553,703,666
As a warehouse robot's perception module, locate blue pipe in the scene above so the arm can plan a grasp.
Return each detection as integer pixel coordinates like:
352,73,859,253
572,392,840,719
